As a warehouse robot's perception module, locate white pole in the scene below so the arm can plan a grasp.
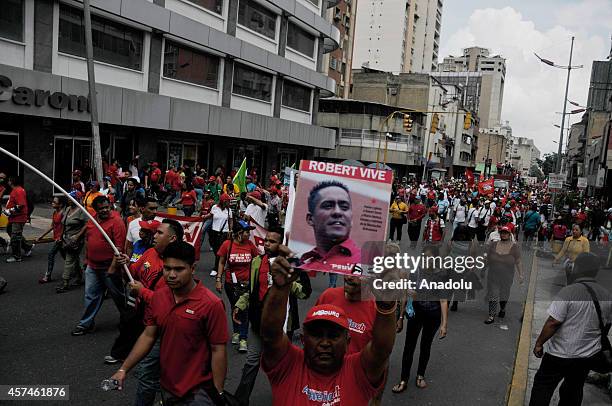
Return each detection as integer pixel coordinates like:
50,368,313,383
0,146,134,282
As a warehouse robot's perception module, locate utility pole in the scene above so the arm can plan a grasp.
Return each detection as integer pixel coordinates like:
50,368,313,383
83,0,103,185
556,36,574,174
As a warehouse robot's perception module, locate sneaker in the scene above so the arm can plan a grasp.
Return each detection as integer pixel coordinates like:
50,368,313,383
71,324,95,336
104,355,121,365
231,332,240,345
210,270,218,277
6,256,22,263
38,275,51,284
238,339,248,353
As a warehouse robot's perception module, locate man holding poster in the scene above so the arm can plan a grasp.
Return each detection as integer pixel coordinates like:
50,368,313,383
289,160,393,277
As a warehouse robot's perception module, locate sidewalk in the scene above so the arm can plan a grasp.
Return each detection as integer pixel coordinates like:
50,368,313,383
523,252,612,405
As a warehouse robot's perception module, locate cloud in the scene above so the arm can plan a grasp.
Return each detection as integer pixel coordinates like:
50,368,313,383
554,0,612,31
440,6,608,155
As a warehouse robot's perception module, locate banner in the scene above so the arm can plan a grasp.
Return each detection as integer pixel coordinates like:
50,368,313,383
287,160,393,275
154,212,204,260
478,177,494,196
249,220,267,255
465,168,474,187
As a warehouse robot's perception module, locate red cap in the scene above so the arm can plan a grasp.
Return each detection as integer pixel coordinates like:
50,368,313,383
499,225,511,233
151,162,159,167
208,176,217,182
219,193,231,203
139,220,161,232
249,190,262,200
303,304,349,330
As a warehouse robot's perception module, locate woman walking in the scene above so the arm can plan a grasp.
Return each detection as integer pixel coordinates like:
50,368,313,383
484,225,524,324
553,224,589,284
37,196,66,284
209,193,233,277
56,191,88,293
178,181,197,217
393,244,449,394
215,220,259,353
389,196,408,242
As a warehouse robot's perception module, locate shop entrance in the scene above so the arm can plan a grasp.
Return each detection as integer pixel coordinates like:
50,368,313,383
53,136,91,191
0,131,20,177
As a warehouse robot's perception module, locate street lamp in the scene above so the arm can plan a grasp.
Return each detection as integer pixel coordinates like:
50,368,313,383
535,36,584,173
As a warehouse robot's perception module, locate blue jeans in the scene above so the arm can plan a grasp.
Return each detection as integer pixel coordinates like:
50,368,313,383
194,188,203,204
46,240,62,278
328,273,338,288
78,266,126,328
134,338,161,406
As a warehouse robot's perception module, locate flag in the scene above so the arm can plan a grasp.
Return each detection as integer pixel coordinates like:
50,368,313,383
233,158,247,193
465,169,474,187
478,177,495,196
155,212,204,260
249,221,267,255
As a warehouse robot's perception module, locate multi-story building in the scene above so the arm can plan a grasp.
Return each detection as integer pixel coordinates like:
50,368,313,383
436,46,505,128
475,123,512,175
323,0,357,98
509,136,540,176
352,0,443,73
0,0,340,198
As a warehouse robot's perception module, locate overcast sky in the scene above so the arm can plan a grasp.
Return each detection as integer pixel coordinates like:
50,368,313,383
439,0,611,155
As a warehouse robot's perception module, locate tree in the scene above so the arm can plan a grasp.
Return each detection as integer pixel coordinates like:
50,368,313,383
537,153,558,176
529,164,544,181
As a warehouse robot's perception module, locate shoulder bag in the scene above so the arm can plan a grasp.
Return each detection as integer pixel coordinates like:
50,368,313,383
579,282,612,373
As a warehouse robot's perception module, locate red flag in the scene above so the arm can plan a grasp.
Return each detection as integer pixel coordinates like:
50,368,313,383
465,169,474,187
478,177,494,196
154,212,204,260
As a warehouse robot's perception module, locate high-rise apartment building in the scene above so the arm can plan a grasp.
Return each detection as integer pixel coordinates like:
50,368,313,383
437,47,506,128
352,0,443,73
0,0,340,198
324,0,358,98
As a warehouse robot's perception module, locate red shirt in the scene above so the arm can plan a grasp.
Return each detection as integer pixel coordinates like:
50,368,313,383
217,239,259,283
200,199,214,216
315,287,376,354
180,190,197,207
130,247,166,304
150,168,161,183
300,239,362,274
258,255,272,302
263,344,383,406
145,282,228,397
423,218,444,242
6,186,28,223
85,211,126,269
408,203,426,221
107,164,119,186
52,211,63,240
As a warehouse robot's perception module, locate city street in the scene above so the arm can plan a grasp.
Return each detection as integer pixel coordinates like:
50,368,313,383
0,230,531,406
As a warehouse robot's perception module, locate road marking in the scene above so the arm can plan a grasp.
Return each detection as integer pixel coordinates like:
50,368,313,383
507,252,539,406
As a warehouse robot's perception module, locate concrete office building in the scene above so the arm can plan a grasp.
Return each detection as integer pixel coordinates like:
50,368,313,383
509,136,540,176
352,0,443,73
0,0,340,198
323,0,357,98
437,47,505,129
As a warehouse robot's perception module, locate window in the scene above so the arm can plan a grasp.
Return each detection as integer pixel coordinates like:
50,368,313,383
1,0,23,42
305,0,319,6
186,0,223,14
238,0,277,40
330,57,337,70
163,41,220,88
282,81,311,112
59,4,143,70
287,22,315,57
233,63,273,101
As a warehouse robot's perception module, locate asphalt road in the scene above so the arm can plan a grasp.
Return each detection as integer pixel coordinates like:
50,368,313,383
0,238,532,406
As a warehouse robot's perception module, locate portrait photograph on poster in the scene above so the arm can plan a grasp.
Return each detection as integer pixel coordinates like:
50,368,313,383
288,160,393,276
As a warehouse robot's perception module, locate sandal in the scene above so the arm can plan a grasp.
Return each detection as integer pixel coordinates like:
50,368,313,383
416,376,427,389
392,381,407,393
484,316,495,324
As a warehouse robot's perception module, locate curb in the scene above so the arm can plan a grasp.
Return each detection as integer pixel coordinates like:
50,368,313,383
507,252,539,406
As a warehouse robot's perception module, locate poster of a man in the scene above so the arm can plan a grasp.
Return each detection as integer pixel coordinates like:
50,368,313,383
288,160,393,275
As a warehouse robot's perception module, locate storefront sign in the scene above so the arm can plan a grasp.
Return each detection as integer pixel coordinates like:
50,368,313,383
547,174,564,191
0,75,89,112
577,177,587,189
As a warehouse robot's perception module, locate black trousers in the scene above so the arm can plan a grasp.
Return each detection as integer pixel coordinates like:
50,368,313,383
389,218,404,241
407,220,422,244
528,353,591,406
110,303,145,360
476,225,487,241
209,230,227,271
400,308,441,380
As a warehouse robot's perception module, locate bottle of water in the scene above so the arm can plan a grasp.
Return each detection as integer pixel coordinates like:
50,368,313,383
100,379,119,391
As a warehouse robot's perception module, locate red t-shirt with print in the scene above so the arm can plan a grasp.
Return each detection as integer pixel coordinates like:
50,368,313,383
216,239,259,283
263,344,383,406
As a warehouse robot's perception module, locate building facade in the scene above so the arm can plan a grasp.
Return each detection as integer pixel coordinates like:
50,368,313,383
352,0,442,74
475,124,511,175
437,47,505,129
0,0,340,199
323,0,357,98
509,136,540,176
